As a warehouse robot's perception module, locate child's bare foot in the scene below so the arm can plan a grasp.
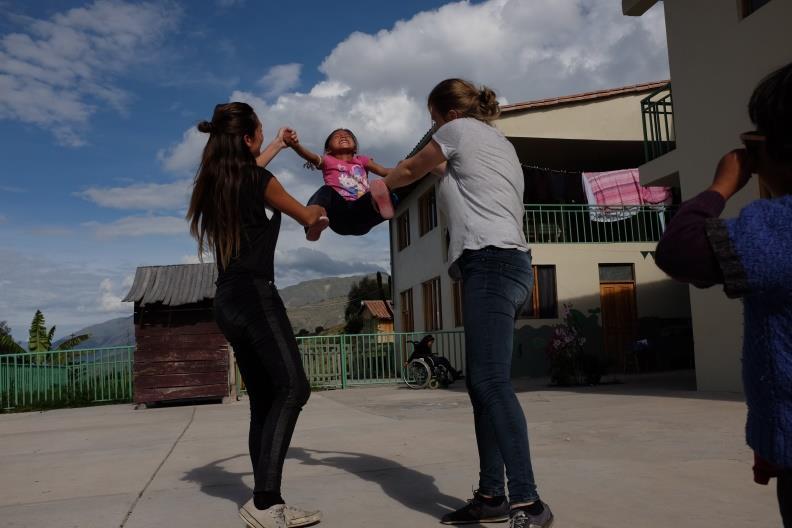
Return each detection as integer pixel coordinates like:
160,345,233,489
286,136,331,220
370,179,394,219
306,216,329,241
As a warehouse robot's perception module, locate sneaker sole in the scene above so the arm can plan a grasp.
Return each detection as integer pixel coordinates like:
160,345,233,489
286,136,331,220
306,216,329,241
239,507,287,528
370,179,394,219
440,516,510,525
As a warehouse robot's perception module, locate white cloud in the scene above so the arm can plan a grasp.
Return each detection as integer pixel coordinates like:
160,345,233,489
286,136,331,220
156,0,669,286
84,215,187,238
76,179,192,210
0,250,133,339
0,1,181,146
181,252,214,264
98,277,126,312
158,127,207,174
258,63,302,98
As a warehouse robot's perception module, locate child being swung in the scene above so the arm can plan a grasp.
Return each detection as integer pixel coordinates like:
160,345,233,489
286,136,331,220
283,128,395,241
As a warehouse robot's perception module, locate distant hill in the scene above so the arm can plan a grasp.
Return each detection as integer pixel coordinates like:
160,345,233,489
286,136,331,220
59,273,389,348
279,273,389,334
55,316,134,349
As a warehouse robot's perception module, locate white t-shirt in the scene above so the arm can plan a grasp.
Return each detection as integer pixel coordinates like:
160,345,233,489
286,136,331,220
432,118,529,274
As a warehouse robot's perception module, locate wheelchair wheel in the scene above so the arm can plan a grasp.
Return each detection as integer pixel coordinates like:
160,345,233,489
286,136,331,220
403,360,431,389
428,378,440,389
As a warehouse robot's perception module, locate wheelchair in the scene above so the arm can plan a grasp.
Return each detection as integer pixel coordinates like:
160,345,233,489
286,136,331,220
402,340,456,390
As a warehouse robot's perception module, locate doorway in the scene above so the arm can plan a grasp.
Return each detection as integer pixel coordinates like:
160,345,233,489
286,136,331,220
599,264,637,372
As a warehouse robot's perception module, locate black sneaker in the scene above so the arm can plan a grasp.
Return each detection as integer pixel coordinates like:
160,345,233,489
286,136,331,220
509,502,553,528
441,492,509,524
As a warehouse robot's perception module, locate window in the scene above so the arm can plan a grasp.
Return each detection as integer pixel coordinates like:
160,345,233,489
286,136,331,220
521,265,558,319
452,279,464,327
418,188,438,236
397,212,411,251
400,289,414,332
422,277,443,330
739,0,771,18
598,264,635,283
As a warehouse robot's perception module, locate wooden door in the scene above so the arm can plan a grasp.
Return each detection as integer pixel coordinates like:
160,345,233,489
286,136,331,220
600,282,637,372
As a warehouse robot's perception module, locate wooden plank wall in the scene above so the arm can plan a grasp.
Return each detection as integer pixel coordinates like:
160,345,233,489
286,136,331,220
134,301,229,404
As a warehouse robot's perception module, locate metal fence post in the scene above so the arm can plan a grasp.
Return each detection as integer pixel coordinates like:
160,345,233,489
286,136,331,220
339,335,348,389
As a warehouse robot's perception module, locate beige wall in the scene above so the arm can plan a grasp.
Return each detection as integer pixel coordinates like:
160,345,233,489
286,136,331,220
497,93,652,141
525,243,691,328
640,0,792,392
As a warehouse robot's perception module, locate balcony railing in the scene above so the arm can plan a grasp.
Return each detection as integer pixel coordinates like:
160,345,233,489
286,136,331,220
641,82,675,162
524,204,676,244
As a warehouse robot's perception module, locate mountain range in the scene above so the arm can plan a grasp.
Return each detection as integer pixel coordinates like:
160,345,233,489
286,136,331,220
55,273,385,348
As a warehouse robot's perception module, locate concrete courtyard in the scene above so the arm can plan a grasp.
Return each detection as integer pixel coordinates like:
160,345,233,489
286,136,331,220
0,374,783,527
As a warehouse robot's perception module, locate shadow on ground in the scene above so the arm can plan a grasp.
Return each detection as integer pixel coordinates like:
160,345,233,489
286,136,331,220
182,448,471,523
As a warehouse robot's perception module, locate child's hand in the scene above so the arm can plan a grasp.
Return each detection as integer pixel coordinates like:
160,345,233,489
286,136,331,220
709,149,754,200
280,128,298,148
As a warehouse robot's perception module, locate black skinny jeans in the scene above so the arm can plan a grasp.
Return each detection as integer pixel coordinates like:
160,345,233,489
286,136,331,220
781,471,792,528
214,276,310,495
307,185,384,236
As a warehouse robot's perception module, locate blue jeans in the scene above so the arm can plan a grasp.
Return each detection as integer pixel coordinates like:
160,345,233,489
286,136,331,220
458,247,539,503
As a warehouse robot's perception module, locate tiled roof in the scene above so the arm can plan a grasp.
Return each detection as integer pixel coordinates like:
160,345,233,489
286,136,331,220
123,263,217,306
500,80,669,114
360,300,394,320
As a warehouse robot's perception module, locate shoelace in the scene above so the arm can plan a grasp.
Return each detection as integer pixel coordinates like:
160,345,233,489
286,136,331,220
510,510,529,528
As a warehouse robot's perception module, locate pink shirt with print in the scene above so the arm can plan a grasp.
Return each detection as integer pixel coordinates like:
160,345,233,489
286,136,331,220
322,154,371,201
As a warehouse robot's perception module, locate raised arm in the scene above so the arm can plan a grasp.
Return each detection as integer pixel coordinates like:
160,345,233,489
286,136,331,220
381,140,446,190
289,138,323,168
366,159,391,177
256,128,291,168
263,176,326,227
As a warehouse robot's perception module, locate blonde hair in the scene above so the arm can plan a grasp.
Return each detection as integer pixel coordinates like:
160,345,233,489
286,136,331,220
428,78,500,123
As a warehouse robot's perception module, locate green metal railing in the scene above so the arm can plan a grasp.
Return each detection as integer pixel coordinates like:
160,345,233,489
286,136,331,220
237,330,465,393
524,204,676,244
641,82,675,162
0,346,134,411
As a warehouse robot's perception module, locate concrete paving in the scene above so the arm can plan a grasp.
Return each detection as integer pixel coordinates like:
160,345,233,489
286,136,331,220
0,374,783,527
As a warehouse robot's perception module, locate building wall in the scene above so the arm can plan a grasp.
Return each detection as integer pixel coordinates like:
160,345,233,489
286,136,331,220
648,0,792,391
497,93,652,141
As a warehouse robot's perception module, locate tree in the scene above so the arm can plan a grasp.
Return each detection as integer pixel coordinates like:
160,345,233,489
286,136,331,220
0,320,23,354
314,326,324,335
344,274,392,333
0,310,90,359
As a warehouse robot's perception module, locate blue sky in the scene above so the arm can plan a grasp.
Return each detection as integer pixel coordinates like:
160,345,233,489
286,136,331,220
0,0,668,339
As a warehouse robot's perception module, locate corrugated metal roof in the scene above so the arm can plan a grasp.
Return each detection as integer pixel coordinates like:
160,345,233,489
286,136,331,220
123,263,218,307
360,300,394,320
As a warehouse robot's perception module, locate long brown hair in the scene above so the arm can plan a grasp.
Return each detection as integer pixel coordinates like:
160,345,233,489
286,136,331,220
428,78,501,124
186,102,261,270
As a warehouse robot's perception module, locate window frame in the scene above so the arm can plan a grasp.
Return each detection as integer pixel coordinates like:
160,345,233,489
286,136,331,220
452,279,464,327
397,211,411,251
400,288,414,332
520,265,559,320
422,277,443,331
418,187,438,236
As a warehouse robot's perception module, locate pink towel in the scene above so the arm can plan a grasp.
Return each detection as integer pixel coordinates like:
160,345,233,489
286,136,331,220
582,169,672,206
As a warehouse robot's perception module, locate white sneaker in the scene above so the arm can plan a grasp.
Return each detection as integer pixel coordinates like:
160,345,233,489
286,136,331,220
284,505,322,527
239,500,287,528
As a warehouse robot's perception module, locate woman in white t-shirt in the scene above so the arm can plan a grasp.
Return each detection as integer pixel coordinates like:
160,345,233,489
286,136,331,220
382,79,553,528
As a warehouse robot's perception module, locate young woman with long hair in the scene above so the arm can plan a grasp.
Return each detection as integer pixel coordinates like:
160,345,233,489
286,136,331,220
187,102,325,528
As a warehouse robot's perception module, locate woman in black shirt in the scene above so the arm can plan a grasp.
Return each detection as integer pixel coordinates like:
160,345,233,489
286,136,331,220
187,102,326,528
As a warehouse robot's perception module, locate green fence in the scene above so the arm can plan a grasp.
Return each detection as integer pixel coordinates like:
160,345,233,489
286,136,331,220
524,204,676,244
237,330,465,392
0,346,134,411
641,82,675,162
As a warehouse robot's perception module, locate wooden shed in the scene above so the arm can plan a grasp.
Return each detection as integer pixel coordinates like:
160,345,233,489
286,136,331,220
123,263,230,405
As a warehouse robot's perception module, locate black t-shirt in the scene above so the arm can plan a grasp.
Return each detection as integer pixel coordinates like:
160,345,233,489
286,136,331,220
217,167,281,282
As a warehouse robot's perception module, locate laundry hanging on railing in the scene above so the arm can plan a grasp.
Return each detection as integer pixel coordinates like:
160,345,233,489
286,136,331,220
581,168,672,222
